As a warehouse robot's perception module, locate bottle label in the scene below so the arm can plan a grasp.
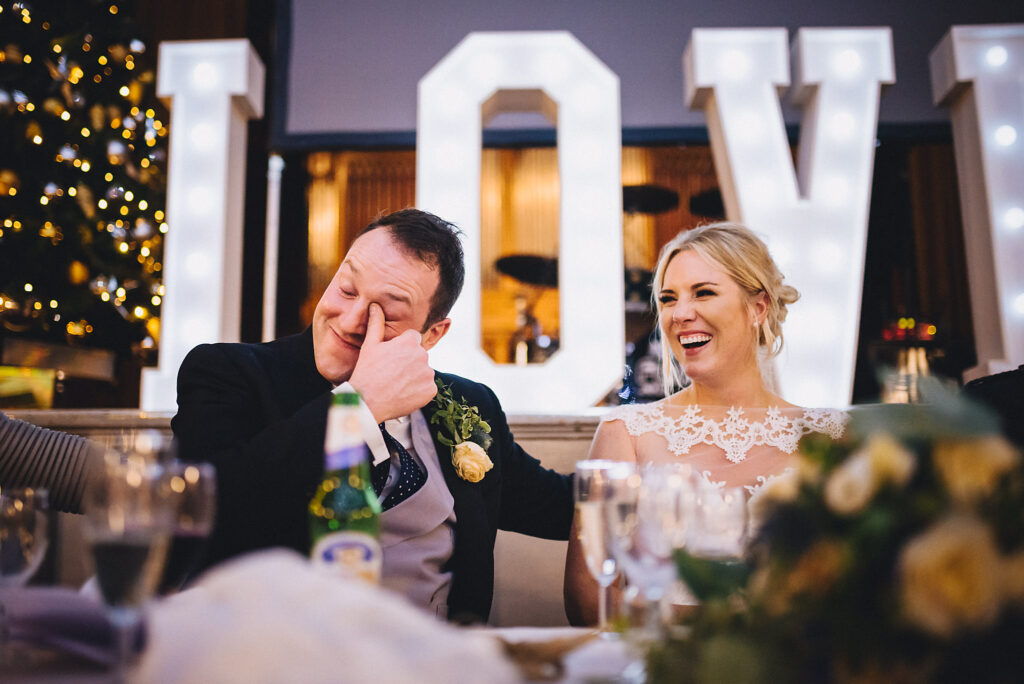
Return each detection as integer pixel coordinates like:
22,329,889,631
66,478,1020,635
310,532,382,584
324,444,368,471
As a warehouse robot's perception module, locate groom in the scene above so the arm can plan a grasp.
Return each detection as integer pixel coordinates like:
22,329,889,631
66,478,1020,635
172,209,573,623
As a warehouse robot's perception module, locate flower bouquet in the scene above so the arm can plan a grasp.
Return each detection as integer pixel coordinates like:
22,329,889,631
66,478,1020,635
650,384,1024,683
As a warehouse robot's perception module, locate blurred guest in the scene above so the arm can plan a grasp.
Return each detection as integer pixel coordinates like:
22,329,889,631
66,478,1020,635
0,410,102,512
963,366,1024,449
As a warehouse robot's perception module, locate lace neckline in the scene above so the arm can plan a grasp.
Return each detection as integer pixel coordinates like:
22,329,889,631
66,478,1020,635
604,401,848,464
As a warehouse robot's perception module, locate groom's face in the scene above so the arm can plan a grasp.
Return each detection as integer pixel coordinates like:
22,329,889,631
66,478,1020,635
312,228,447,384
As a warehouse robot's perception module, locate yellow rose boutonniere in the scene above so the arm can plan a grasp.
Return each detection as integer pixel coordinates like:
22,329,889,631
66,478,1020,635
430,380,493,483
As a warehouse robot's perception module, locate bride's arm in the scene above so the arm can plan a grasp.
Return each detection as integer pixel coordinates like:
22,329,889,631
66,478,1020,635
563,418,637,626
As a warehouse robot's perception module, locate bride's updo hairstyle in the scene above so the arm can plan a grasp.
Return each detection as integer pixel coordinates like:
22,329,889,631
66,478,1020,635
652,222,800,393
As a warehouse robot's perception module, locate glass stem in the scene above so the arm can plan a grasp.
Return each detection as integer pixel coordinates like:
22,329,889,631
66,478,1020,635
110,607,139,683
597,582,609,632
644,595,661,638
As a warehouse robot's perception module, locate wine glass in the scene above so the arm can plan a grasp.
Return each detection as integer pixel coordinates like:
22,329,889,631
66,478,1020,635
158,461,216,594
83,453,173,677
574,459,635,636
687,481,747,559
0,487,49,587
678,480,750,600
607,464,694,639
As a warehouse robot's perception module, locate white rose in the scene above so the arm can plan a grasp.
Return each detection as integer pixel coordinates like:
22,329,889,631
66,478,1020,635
899,515,1002,638
452,441,493,483
823,453,876,516
863,433,916,487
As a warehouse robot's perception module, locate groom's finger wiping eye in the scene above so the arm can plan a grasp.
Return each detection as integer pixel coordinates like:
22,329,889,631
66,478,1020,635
364,302,386,345
349,302,435,422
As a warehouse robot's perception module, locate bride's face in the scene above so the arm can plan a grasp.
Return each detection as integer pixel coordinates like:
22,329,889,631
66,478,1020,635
657,249,767,386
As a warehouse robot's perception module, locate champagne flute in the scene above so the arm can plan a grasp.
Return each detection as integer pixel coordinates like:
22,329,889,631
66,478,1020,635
158,461,216,594
607,464,694,640
84,454,172,677
574,459,635,635
0,487,49,587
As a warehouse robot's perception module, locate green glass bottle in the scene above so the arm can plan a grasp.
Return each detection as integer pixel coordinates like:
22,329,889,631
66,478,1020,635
309,391,383,583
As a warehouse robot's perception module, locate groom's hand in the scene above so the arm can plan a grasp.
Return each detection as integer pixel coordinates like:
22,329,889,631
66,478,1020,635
349,303,438,422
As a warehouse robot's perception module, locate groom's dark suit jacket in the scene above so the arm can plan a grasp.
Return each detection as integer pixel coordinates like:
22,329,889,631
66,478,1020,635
171,328,573,622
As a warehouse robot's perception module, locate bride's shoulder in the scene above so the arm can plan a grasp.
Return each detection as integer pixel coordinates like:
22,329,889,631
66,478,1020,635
601,398,669,423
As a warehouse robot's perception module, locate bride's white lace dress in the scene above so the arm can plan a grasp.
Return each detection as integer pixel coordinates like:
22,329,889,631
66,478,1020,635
590,400,849,493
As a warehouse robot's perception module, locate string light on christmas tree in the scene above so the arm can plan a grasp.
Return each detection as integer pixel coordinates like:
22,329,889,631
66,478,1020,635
1,0,167,351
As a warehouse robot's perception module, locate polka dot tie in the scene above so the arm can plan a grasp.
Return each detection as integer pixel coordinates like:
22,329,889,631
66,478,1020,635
371,424,426,511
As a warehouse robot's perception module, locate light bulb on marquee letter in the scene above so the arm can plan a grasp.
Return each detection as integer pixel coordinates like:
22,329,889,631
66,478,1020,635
141,40,265,411
931,24,1024,380
685,28,894,407
418,32,622,414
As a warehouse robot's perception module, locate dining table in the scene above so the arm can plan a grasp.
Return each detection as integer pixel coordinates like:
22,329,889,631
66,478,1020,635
0,549,636,684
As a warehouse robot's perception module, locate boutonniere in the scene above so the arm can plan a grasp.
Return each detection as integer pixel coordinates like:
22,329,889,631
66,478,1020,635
430,379,494,483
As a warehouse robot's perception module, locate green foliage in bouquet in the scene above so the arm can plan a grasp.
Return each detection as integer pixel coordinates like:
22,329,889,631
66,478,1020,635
651,383,1024,683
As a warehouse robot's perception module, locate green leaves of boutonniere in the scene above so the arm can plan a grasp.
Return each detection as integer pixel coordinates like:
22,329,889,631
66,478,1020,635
430,379,494,482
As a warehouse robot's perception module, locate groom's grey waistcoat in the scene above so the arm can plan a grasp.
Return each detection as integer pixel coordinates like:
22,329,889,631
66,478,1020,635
379,411,455,617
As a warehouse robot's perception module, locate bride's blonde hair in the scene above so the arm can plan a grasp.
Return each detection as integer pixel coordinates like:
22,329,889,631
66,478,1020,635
652,222,800,395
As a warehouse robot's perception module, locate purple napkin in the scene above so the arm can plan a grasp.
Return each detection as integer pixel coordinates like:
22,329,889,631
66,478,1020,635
0,587,145,665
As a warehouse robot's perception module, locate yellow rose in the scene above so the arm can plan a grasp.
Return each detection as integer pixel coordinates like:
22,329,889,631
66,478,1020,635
932,436,1020,505
784,539,847,599
452,441,493,483
1000,551,1024,605
863,433,916,486
898,515,1002,638
824,453,876,515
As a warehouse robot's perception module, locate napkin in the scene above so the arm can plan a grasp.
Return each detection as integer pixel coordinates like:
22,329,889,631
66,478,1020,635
136,549,520,684
0,586,145,665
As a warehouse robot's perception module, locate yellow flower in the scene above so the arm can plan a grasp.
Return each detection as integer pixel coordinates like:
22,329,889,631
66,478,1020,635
1000,551,1024,606
932,436,1019,505
751,540,847,614
863,433,916,487
824,453,876,515
898,515,1002,638
452,441,493,483
785,540,847,599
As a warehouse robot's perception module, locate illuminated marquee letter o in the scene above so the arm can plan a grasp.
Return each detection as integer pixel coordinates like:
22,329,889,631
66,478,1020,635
418,32,623,413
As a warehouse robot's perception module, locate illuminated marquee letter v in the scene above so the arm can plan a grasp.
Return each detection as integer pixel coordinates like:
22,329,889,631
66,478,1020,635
685,28,894,407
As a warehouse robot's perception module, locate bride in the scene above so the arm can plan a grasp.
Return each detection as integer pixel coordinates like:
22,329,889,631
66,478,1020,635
564,222,847,625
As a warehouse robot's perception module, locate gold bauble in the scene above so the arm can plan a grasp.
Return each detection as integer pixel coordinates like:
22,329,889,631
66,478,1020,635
68,260,90,285
0,169,18,194
90,104,105,130
145,315,160,342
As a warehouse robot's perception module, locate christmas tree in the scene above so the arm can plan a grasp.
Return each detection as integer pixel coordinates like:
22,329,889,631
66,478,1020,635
0,0,166,357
